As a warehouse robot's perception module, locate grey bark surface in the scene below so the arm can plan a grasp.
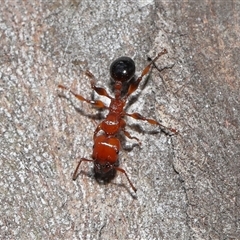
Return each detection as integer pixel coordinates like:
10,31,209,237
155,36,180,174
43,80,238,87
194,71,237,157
0,1,239,239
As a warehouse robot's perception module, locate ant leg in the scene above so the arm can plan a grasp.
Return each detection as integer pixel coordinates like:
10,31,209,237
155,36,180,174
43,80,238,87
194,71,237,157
122,129,141,145
93,122,103,139
125,112,178,135
126,49,168,97
58,84,108,108
85,70,112,99
114,166,137,192
120,119,141,145
72,158,94,180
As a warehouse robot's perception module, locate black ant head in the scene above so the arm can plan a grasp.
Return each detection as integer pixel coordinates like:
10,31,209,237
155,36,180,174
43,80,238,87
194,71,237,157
110,57,135,82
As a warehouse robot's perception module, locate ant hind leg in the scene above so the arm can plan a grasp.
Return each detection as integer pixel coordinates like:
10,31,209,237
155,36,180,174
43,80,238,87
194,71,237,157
126,49,168,97
58,84,107,108
85,70,112,100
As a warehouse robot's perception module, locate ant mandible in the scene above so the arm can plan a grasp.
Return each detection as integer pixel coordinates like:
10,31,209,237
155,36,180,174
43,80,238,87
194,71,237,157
58,49,178,193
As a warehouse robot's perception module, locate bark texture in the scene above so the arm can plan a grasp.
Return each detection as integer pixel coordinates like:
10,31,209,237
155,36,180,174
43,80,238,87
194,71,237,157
0,1,239,239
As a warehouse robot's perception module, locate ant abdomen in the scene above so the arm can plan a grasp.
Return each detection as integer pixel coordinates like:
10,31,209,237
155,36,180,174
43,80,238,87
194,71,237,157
110,57,136,82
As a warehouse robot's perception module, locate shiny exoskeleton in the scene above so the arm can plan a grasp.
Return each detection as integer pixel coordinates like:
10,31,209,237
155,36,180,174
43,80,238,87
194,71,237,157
58,49,177,192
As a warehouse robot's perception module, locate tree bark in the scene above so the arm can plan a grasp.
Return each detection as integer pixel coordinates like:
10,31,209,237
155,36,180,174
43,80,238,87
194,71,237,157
1,1,239,239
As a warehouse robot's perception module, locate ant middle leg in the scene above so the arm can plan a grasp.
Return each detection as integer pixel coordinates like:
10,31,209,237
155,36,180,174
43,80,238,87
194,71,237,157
126,49,168,97
125,112,178,135
122,129,141,145
120,119,141,145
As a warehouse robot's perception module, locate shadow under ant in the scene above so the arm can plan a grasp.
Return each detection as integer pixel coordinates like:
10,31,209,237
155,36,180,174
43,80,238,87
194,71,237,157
76,167,137,199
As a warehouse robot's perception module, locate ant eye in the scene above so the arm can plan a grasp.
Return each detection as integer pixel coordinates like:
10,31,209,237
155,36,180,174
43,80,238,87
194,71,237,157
110,57,135,82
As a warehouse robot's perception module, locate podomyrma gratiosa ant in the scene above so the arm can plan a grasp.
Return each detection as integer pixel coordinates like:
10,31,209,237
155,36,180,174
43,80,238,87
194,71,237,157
58,49,178,192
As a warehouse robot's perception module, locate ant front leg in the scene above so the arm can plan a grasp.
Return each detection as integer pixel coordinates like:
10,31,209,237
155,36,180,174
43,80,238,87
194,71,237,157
125,112,178,135
114,166,137,192
126,49,168,97
72,158,94,180
58,84,108,109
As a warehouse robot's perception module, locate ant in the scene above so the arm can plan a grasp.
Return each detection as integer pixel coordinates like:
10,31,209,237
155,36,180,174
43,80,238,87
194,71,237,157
58,49,178,193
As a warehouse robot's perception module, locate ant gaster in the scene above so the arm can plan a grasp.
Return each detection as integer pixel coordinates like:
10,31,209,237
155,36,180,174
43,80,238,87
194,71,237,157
58,49,178,192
